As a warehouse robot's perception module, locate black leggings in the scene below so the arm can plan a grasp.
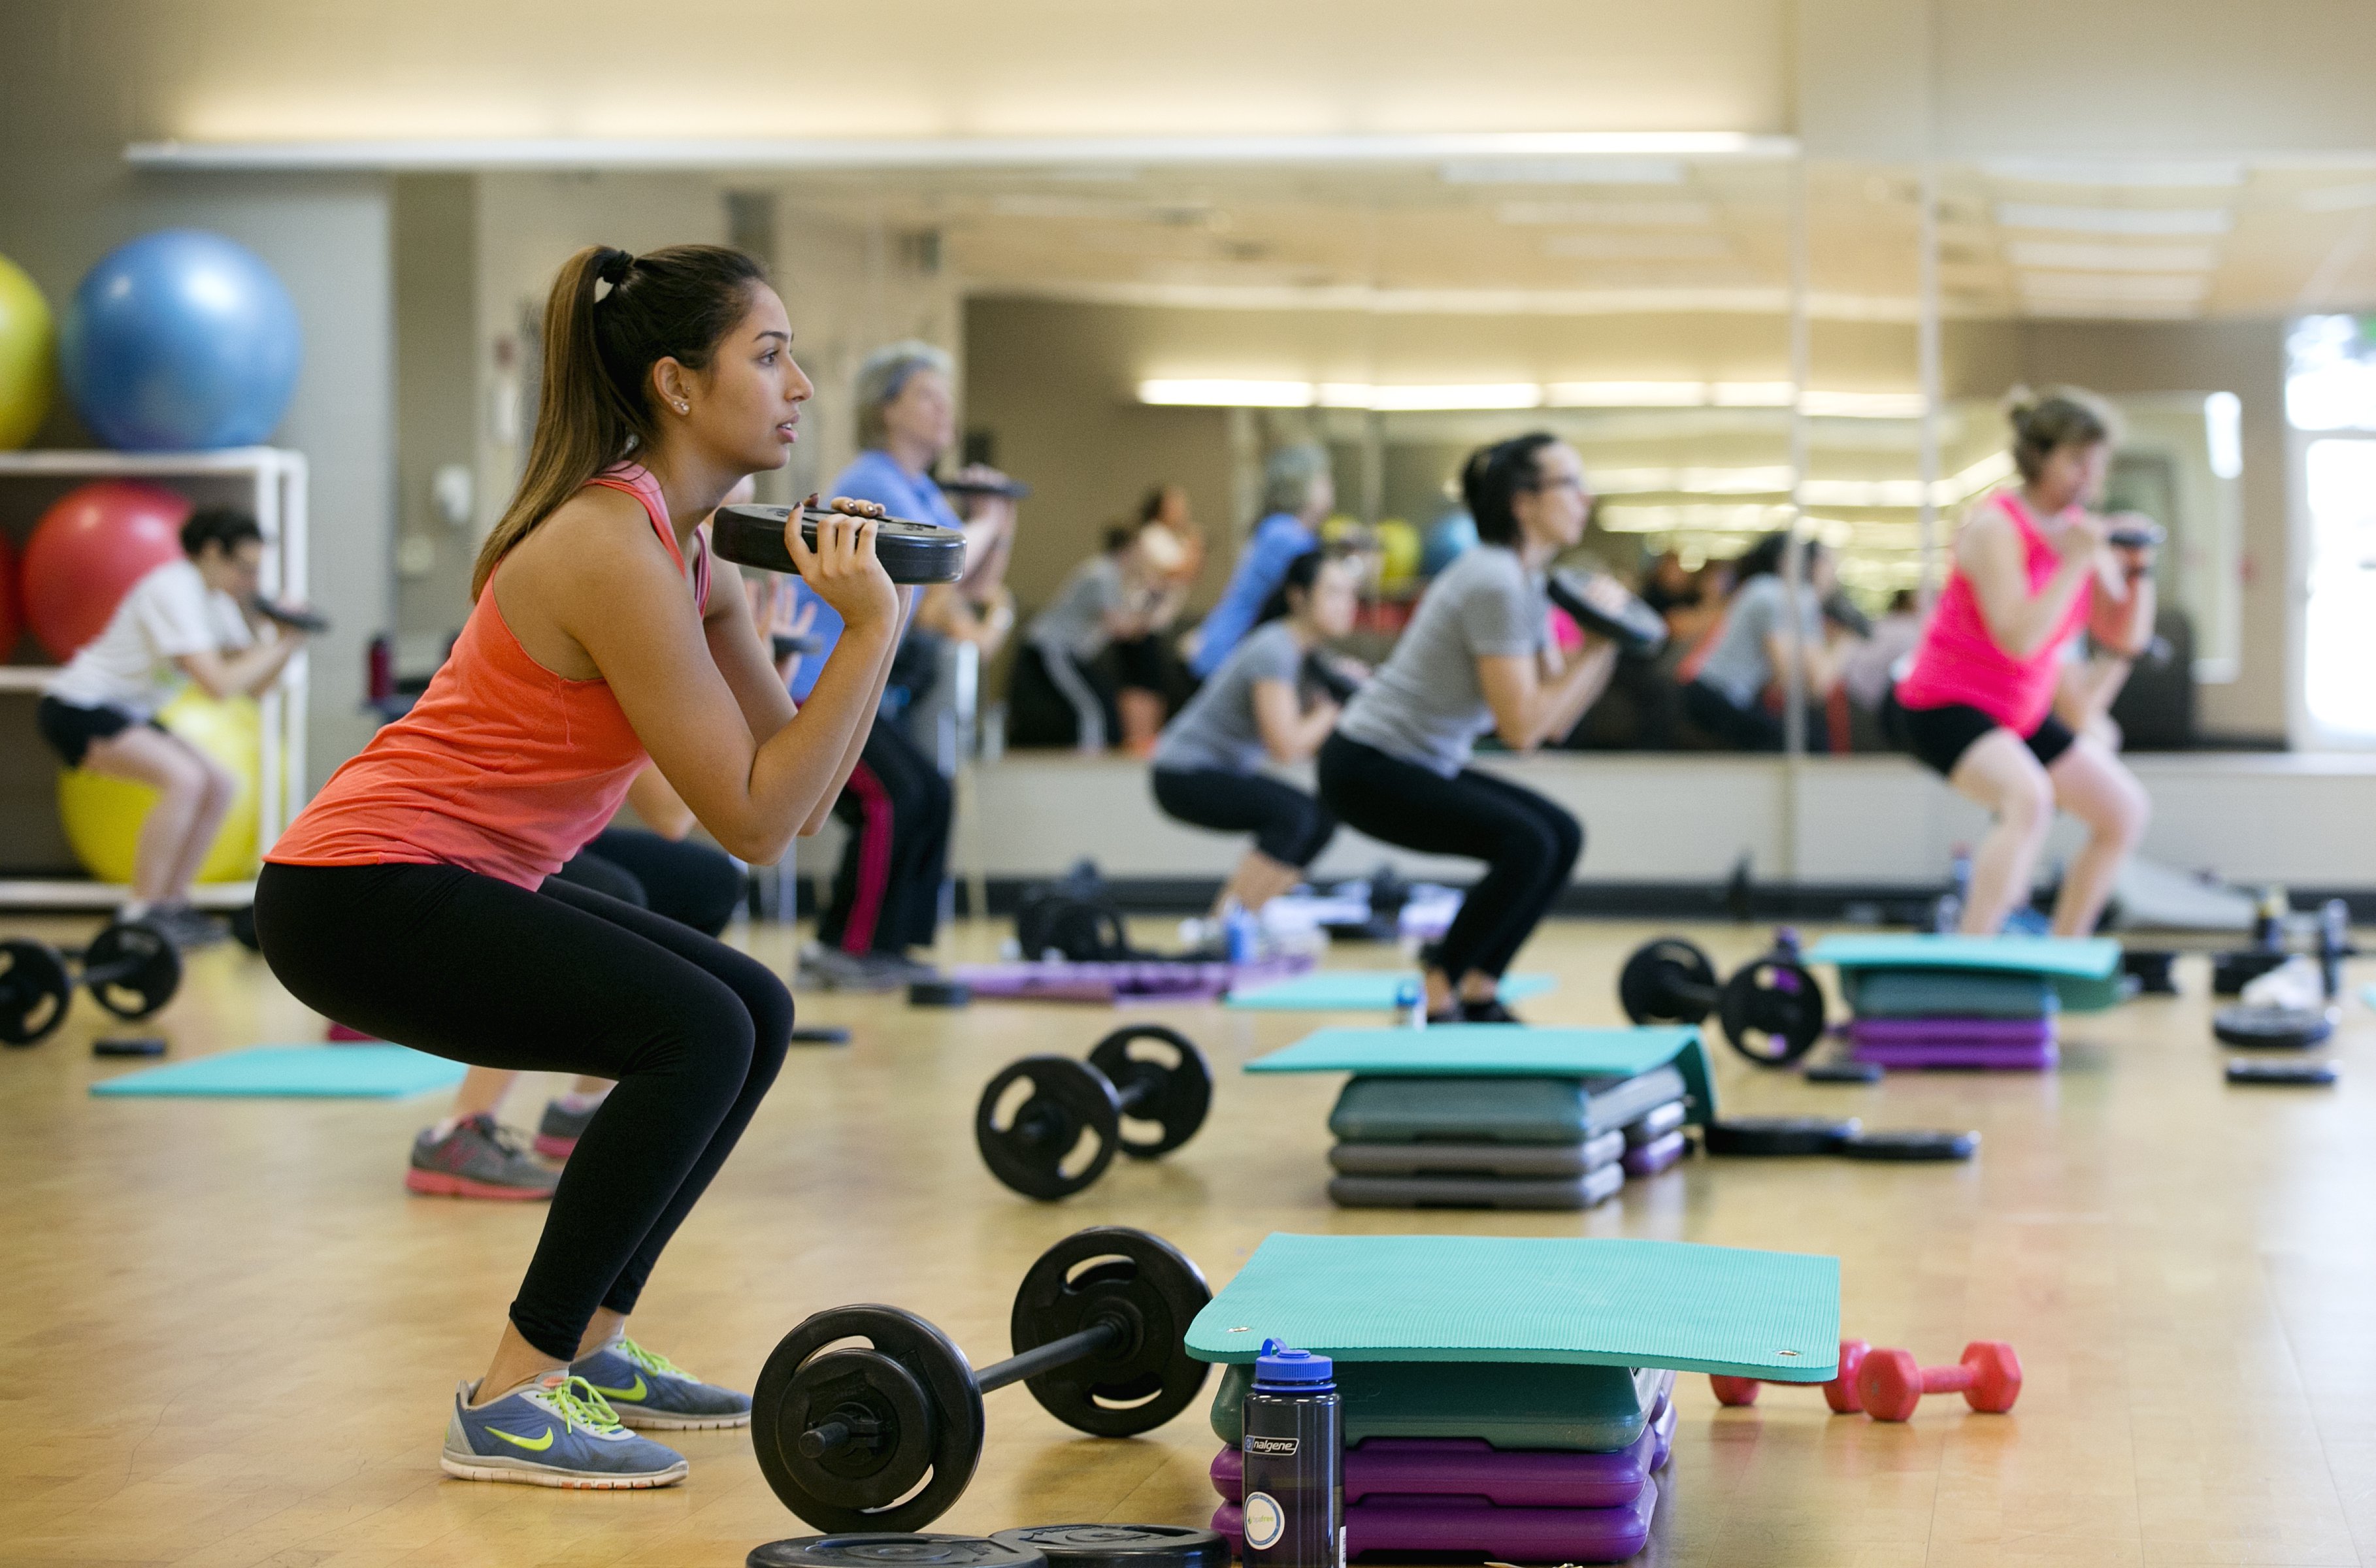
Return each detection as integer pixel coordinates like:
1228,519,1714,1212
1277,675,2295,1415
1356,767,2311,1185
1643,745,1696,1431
1315,734,1582,980
1008,641,1119,750
254,860,793,1361
557,827,746,937
1150,766,1336,867
818,719,951,956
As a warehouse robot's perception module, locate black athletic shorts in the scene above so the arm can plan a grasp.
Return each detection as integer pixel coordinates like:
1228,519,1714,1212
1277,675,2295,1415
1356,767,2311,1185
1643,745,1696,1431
1887,691,2075,778
35,697,161,768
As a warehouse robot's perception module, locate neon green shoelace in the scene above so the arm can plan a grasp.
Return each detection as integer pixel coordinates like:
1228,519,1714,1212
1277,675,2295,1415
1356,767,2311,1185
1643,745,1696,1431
546,1374,627,1433
619,1337,694,1382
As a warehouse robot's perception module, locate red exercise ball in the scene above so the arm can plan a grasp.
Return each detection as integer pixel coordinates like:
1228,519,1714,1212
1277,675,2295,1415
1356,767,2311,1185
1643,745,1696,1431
0,531,19,659
22,480,190,661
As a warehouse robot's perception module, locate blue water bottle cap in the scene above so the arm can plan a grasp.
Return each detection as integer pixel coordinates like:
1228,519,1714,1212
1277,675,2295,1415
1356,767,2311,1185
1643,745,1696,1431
1254,1337,1334,1384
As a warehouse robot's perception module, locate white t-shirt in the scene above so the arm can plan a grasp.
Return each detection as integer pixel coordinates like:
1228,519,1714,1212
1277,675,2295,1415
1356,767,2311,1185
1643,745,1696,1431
44,559,254,718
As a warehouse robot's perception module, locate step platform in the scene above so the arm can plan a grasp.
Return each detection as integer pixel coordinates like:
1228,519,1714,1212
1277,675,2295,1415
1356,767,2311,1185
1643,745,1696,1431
1327,1128,1628,1179
1209,1362,1675,1453
1213,1484,1658,1564
1328,1164,1626,1211
1327,1068,1690,1145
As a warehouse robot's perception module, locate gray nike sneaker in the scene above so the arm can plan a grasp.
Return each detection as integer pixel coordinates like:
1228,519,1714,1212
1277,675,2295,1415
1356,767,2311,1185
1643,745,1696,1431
408,1113,559,1201
570,1338,751,1431
797,943,902,993
442,1373,687,1488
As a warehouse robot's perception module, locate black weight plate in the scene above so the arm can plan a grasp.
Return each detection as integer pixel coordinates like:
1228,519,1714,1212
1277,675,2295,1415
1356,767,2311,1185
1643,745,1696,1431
1717,958,1826,1066
991,1526,1230,1568
2226,1058,2338,1086
1617,937,1718,1025
1010,1226,1211,1439
1087,1026,1211,1160
2213,1004,2335,1049
82,921,181,1021
715,504,966,585
1702,1115,1858,1156
770,1348,937,1512
0,939,73,1047
2120,949,2177,994
908,979,972,1008
1803,1059,1884,1085
976,1057,1122,1201
1839,1129,1978,1162
1546,568,1668,657
753,1305,984,1534
2210,950,2286,996
751,1535,1049,1568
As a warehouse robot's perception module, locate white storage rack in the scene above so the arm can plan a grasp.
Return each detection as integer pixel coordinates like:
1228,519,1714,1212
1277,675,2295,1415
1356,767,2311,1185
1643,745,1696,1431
0,447,308,910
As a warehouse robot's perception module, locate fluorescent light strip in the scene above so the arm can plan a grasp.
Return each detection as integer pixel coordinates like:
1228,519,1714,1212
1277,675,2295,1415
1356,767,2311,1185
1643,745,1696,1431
2019,271,2211,302
1997,203,2232,237
2205,391,2243,480
1142,379,1928,417
1441,158,1685,185
126,130,1797,172
2004,240,2219,272
2302,182,2376,214
1983,159,2243,189
1498,201,1715,226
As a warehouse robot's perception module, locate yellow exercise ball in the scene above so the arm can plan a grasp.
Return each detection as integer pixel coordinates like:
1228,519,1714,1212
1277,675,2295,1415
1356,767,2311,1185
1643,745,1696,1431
1375,517,1422,589
57,691,261,885
0,252,54,451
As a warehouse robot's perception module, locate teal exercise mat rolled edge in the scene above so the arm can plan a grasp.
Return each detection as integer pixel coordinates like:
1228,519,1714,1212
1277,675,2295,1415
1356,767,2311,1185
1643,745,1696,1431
1247,1025,1713,1128
1806,933,2120,979
90,1044,468,1098
1227,970,1555,1011
1187,1232,1840,1382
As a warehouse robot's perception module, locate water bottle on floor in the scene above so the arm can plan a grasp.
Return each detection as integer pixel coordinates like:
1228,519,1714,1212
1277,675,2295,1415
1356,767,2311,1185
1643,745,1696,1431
1241,1339,1344,1568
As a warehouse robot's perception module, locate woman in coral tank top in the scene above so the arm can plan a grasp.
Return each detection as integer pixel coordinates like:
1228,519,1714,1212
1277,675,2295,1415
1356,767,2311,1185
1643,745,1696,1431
256,244,909,1490
1890,389,2156,937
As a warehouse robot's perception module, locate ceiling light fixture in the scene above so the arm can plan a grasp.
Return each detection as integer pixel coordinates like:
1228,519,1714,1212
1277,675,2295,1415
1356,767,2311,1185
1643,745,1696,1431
2004,240,2219,272
1996,203,2232,237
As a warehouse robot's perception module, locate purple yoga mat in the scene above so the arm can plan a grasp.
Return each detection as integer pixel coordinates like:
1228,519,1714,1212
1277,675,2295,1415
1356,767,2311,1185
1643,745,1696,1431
950,955,1308,1004
1849,1016,2057,1047
1215,1482,1657,1563
1621,1129,1688,1178
1853,1040,2059,1071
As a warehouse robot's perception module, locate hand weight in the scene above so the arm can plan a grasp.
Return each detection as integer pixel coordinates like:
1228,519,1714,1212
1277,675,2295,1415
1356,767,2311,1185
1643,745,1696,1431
0,920,182,1047
751,1227,1212,1533
714,503,967,584
1857,1340,2022,1422
976,1026,1212,1200
1709,1339,1869,1413
1617,930,1828,1066
1546,568,1668,657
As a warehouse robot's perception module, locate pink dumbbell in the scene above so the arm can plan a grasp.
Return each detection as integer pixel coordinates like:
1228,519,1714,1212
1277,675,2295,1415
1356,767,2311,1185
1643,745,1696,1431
1709,1339,1868,1413
1856,1340,2021,1422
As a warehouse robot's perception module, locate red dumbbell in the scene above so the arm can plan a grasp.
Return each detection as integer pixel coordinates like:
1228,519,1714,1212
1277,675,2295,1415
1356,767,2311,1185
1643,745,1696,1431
1709,1339,1868,1413
1856,1340,2021,1422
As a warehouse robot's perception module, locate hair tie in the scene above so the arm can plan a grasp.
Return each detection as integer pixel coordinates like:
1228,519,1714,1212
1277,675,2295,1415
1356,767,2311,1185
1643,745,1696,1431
596,248,635,288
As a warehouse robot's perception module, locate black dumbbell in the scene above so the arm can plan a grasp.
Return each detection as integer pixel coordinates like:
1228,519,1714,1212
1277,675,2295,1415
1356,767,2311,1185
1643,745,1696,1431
0,920,183,1047
1617,930,1827,1066
714,502,968,583
1546,567,1668,657
976,1026,1211,1200
751,1226,1212,1533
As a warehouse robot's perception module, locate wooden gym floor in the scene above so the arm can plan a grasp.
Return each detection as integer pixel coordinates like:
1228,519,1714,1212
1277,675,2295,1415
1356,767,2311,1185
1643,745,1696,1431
3,913,2374,1568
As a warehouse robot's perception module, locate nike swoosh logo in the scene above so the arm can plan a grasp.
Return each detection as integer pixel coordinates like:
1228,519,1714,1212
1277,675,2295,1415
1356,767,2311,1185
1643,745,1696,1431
491,1426,555,1452
587,1375,648,1402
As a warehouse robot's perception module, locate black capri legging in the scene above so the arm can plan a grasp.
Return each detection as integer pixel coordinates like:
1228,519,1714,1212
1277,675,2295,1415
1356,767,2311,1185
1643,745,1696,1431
254,860,793,1362
1151,765,1337,867
554,826,747,937
1316,733,1582,981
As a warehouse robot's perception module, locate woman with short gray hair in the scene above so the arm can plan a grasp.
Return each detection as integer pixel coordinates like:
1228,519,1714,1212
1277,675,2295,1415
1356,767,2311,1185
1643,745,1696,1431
1186,443,1335,681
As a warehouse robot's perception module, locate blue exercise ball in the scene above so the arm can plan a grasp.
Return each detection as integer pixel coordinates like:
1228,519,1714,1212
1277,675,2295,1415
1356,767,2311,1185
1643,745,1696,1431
1421,510,1478,577
59,229,301,451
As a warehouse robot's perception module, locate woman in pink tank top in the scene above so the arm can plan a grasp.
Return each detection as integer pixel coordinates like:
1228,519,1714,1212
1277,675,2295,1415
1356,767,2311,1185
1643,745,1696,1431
252,244,913,1490
1890,390,2158,936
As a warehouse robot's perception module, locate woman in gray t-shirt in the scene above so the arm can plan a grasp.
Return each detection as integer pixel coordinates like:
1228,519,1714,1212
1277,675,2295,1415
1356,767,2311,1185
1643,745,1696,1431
1682,530,1858,751
1149,550,1361,927
1317,433,1618,1024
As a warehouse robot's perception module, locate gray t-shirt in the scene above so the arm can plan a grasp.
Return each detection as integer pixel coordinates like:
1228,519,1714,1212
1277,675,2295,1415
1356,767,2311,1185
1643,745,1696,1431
1153,619,1303,775
1029,555,1125,662
1695,573,1823,708
1337,544,1545,776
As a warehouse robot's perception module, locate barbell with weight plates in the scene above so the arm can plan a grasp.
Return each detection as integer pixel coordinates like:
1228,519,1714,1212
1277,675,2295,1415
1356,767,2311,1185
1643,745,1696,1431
714,503,968,585
975,1026,1212,1201
1616,930,1828,1067
0,921,183,1047
751,1226,1212,1535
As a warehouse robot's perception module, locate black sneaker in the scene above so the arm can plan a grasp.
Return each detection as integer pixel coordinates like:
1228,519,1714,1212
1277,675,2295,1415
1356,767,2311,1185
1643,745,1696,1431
1461,998,1523,1024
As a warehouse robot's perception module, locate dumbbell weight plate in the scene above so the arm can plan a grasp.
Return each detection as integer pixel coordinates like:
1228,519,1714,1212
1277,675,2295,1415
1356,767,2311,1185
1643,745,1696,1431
715,505,968,585
1702,1116,1860,1156
751,1535,1050,1568
1546,568,1669,657
1617,938,1718,1026
2212,1004,2335,1049
82,921,182,1021
989,1526,1231,1568
1716,958,1827,1066
0,939,73,1047
1838,1129,1978,1162
1085,1026,1211,1160
1009,1226,1211,1439
976,1057,1123,1201
752,1305,985,1533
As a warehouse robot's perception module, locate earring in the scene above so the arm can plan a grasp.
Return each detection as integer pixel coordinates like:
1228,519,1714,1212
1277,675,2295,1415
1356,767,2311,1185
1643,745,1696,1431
674,400,689,414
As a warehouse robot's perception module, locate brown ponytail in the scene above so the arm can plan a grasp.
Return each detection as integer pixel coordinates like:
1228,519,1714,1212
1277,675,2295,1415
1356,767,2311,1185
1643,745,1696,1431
2005,384,2119,483
472,242,769,598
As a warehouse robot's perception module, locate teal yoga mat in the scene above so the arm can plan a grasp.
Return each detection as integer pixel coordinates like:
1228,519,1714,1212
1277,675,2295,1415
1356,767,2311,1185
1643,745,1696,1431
1806,933,2119,979
90,1045,467,1099
1187,1232,1840,1382
1227,971,1555,1011
1246,1024,1712,1126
